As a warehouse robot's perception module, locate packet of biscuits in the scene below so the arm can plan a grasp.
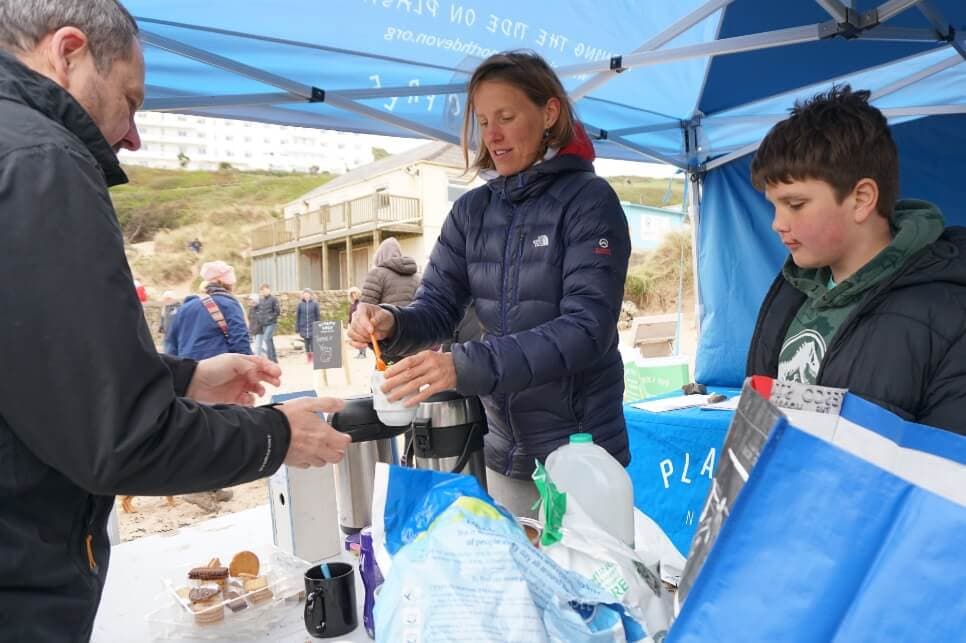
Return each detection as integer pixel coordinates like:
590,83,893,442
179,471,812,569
163,547,306,627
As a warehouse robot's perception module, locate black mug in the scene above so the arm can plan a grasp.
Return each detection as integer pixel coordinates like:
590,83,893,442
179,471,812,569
304,562,358,639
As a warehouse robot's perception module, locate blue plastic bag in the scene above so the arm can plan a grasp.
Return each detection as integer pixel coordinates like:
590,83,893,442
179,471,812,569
371,464,648,642
670,390,966,641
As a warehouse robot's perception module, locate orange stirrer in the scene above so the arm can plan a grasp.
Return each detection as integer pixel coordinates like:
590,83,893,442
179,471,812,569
370,333,387,371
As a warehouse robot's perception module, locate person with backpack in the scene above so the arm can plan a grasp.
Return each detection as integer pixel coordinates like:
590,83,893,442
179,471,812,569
165,261,252,360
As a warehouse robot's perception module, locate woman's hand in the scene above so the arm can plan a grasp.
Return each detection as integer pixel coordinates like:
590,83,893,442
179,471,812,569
382,350,457,407
347,303,395,349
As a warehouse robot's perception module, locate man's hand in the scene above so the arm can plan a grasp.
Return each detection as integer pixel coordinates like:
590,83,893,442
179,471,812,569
383,350,457,407
347,303,396,349
279,397,351,468
186,354,282,406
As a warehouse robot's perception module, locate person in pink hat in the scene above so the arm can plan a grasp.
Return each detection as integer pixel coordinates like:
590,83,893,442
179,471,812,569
164,261,252,360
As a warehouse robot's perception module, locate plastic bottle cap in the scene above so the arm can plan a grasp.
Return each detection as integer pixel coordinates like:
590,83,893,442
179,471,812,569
569,433,592,444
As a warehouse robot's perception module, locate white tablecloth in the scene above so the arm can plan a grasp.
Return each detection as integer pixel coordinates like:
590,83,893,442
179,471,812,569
93,504,370,642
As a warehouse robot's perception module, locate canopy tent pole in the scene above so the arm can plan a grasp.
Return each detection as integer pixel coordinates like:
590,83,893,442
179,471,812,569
322,93,460,145
881,104,966,117
858,26,957,41
687,172,703,341
699,48,964,171
556,24,826,78
570,0,735,101
145,91,301,111
704,45,962,124
588,128,688,168
815,0,850,22
916,1,966,60
143,83,471,111
871,52,965,99
559,0,941,81
607,121,686,138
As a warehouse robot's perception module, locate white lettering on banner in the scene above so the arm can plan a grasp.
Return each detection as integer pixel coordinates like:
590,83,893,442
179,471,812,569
371,0,439,18
659,448,717,490
408,79,420,104
369,74,398,112
450,4,477,27
486,14,529,40
685,510,694,526
370,4,613,65
660,459,674,489
574,41,613,62
698,449,715,480
446,93,461,118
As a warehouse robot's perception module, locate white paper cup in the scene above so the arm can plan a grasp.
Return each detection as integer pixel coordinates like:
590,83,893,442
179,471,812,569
371,371,417,427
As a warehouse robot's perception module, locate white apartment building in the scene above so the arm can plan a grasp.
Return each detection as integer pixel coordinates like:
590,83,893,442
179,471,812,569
117,112,395,174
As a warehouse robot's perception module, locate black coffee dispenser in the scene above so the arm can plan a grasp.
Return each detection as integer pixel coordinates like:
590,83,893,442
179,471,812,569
328,396,408,534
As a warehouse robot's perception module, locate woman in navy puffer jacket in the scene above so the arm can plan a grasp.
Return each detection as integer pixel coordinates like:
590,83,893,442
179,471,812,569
349,51,630,517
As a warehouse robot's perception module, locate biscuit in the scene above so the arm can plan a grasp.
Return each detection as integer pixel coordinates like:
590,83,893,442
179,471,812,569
242,575,268,592
224,590,248,612
229,550,260,577
188,566,229,581
188,587,221,604
191,600,225,625
250,588,273,605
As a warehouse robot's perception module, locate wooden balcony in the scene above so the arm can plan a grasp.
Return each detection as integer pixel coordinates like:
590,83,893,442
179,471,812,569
251,193,421,253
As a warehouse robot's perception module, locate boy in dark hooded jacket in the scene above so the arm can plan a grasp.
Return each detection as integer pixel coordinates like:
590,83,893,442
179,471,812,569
747,85,966,436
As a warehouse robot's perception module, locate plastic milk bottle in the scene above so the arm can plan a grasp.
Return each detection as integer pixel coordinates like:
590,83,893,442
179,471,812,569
545,433,635,547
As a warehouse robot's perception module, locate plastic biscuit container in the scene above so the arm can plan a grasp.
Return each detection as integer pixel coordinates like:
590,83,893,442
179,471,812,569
145,545,310,639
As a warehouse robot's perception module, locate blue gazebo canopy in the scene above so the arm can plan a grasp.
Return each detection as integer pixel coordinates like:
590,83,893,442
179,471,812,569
127,0,966,384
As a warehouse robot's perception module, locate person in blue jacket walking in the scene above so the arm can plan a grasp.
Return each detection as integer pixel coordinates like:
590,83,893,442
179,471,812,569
165,261,253,360
296,288,321,363
349,51,631,517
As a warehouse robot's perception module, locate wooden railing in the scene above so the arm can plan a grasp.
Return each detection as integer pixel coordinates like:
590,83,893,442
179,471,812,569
251,194,421,251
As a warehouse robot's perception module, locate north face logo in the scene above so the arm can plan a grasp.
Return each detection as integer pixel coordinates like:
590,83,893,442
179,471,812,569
532,234,549,247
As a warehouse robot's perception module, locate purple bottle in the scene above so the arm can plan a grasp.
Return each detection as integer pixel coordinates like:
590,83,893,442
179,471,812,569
359,527,384,639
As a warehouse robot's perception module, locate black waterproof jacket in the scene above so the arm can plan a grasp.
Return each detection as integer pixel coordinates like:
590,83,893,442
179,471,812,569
0,52,291,641
383,128,631,478
747,228,966,435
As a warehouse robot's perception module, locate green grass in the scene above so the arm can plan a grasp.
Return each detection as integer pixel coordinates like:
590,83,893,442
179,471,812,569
113,166,685,299
113,166,332,293
607,175,685,206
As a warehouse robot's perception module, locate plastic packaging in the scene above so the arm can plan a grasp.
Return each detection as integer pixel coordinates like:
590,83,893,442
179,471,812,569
146,545,308,640
369,464,648,642
545,432,635,547
359,526,384,639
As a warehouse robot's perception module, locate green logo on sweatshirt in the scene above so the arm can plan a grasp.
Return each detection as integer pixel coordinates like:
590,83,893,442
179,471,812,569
778,329,826,384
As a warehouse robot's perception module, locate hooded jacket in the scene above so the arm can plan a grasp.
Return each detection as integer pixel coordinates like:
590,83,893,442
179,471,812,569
164,286,253,359
0,51,290,641
382,125,631,478
296,297,321,339
748,201,966,435
774,201,945,384
360,239,421,308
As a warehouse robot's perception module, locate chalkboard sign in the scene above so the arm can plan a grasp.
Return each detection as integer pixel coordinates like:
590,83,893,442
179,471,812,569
312,320,342,370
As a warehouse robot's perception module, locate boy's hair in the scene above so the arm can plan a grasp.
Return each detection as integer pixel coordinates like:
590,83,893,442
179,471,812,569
751,85,899,221
462,50,576,172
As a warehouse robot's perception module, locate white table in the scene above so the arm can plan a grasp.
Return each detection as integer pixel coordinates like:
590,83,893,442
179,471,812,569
93,505,370,642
